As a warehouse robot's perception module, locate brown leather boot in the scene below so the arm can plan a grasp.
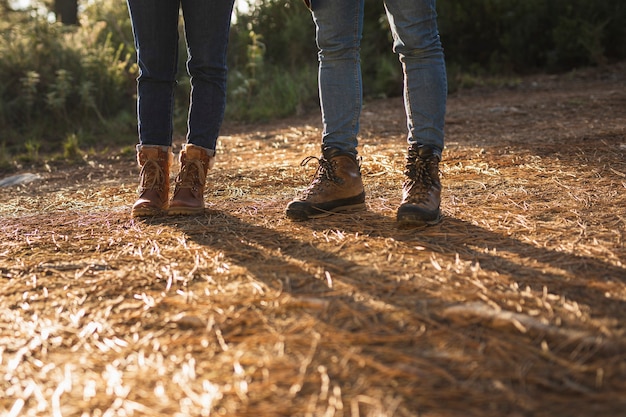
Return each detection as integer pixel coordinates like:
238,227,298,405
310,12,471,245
168,144,215,215
397,145,442,226
131,145,172,218
286,148,365,220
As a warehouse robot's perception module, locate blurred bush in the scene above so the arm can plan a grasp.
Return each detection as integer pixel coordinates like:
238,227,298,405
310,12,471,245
437,0,626,73
0,1,137,157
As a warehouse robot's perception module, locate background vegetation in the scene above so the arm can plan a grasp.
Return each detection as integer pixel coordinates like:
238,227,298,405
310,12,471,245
1,0,625,165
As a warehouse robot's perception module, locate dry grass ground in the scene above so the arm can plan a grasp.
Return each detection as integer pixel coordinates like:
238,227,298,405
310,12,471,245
1,63,625,417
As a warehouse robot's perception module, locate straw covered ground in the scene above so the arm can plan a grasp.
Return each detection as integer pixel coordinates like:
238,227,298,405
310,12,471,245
1,63,625,417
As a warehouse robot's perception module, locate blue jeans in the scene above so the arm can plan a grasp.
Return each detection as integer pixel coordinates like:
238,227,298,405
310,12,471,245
309,0,447,157
127,0,234,150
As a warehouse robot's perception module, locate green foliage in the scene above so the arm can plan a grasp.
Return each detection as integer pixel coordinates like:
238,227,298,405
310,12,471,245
23,139,41,163
229,62,317,122
0,142,12,172
19,70,40,122
437,0,626,73
63,132,82,160
0,2,136,157
230,0,317,69
226,26,317,121
360,2,401,98
227,0,319,121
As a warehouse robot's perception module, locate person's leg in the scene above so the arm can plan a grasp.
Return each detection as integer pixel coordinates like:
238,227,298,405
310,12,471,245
384,0,447,225
384,0,447,155
312,0,365,156
285,0,366,221
169,0,235,215
127,0,179,217
127,0,180,146
180,0,235,151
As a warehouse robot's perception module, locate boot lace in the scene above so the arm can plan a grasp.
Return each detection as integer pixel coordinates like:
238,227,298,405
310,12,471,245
139,160,165,192
174,160,206,192
299,156,340,197
403,149,439,204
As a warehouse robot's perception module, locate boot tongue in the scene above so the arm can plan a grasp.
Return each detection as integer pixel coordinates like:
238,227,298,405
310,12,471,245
138,146,166,164
416,145,440,160
183,144,215,158
184,148,206,160
322,147,356,161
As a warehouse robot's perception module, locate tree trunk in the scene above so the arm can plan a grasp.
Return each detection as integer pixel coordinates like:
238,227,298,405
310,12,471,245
55,0,78,25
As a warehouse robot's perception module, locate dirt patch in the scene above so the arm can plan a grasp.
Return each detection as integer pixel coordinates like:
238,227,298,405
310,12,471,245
1,63,625,416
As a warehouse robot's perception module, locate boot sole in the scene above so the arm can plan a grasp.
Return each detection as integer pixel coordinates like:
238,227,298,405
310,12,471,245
167,207,205,216
286,202,366,221
131,206,166,218
396,212,442,227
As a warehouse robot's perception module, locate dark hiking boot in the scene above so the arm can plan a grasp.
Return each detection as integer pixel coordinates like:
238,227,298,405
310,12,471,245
397,145,442,226
131,145,172,217
168,144,215,215
286,148,365,220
